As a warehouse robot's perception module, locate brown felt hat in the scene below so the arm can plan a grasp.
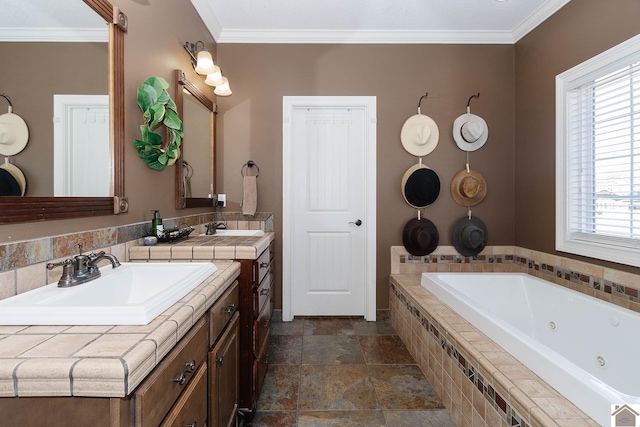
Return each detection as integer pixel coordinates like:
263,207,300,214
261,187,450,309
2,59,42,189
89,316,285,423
402,217,439,256
450,169,487,207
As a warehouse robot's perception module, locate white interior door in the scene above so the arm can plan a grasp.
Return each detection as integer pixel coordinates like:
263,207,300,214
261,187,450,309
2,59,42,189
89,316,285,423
283,96,376,321
53,95,110,196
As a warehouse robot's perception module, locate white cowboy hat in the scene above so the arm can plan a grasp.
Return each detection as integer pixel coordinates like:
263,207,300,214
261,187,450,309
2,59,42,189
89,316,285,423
452,113,488,152
401,114,439,157
0,113,29,156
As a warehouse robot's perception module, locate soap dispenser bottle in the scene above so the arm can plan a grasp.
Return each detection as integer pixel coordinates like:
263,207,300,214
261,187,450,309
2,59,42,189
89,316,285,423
151,210,164,237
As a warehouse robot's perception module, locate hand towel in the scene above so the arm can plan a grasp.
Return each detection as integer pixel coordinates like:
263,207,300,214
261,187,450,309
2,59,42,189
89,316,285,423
242,175,257,216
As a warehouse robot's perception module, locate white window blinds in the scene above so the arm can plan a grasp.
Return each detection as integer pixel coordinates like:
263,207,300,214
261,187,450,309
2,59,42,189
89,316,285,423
567,60,640,242
556,35,640,267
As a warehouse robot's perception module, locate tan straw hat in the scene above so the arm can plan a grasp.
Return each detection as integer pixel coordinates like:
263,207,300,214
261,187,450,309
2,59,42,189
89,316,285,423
450,169,487,206
401,114,439,157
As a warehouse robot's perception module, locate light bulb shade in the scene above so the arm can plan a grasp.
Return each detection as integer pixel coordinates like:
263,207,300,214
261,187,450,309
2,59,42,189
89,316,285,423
214,77,232,96
204,66,224,86
194,50,215,75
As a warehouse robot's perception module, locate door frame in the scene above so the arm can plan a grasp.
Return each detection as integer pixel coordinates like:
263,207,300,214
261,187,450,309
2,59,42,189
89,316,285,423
282,96,377,322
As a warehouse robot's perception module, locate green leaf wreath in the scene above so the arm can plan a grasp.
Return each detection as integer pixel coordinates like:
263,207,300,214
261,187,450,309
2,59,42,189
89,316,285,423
134,77,184,170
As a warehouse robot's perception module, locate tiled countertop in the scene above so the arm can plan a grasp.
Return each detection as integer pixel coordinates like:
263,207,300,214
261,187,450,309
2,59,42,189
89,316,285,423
129,232,275,261
0,261,240,398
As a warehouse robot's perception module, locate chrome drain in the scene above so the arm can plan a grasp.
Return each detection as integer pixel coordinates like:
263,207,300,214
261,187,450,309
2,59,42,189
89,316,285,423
548,321,557,332
596,355,608,369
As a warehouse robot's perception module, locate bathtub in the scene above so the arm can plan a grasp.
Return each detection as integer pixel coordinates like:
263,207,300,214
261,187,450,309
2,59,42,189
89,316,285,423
421,272,640,426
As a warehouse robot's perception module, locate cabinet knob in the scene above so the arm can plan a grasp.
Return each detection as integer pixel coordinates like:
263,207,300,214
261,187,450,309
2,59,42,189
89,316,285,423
185,360,196,372
216,356,224,365
185,422,197,427
260,287,270,296
224,304,236,315
260,262,269,268
172,372,186,385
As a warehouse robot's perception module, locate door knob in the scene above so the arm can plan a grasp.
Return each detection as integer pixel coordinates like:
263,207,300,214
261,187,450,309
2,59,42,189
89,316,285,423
349,219,362,226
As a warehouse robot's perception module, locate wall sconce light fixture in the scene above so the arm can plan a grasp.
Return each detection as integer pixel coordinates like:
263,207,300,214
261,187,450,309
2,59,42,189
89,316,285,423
183,40,232,96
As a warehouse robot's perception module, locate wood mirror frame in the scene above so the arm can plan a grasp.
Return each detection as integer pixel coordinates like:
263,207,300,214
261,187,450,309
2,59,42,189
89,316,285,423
0,0,128,224
174,69,217,209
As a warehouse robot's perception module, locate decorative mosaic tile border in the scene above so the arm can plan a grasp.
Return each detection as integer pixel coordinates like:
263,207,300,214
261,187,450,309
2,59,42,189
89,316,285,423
398,249,640,310
0,212,274,272
391,281,532,427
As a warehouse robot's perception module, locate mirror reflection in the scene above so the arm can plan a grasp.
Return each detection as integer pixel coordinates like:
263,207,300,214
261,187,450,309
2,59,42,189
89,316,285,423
0,0,110,197
175,70,216,209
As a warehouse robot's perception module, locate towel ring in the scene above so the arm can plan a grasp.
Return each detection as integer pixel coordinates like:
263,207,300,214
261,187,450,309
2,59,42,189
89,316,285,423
241,160,260,177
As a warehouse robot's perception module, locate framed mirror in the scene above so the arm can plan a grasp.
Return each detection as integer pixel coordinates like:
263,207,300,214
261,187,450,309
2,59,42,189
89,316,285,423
174,69,216,209
0,0,127,223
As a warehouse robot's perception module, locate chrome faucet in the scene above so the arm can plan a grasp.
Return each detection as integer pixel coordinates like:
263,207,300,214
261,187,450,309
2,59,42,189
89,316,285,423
47,244,121,287
205,222,227,235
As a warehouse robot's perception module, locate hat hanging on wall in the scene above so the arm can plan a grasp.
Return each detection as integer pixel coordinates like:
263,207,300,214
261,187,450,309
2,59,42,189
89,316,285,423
401,92,439,157
452,93,487,152
0,94,29,157
0,161,26,196
401,114,439,157
401,163,440,208
452,215,488,257
450,168,487,207
0,167,21,196
403,217,439,256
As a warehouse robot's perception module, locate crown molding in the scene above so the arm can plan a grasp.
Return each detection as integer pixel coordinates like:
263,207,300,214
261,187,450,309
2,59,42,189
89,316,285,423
193,0,572,45
190,0,222,41
217,29,517,44
0,28,107,42
512,0,571,42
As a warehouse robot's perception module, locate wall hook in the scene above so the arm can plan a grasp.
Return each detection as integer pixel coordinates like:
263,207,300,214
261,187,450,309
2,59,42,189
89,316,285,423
466,93,480,114
417,92,429,115
0,94,13,113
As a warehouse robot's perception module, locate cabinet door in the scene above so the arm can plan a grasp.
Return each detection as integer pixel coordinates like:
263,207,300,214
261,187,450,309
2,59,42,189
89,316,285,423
159,363,207,427
209,312,239,427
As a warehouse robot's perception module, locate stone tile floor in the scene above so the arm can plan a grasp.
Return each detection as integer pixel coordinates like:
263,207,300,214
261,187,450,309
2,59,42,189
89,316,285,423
249,310,457,427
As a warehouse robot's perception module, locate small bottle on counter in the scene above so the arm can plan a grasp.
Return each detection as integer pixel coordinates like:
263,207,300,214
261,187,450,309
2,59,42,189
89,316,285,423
151,210,164,237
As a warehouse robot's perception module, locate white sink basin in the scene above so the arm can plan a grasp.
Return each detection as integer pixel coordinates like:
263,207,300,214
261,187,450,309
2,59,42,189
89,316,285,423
0,262,218,326
211,230,265,237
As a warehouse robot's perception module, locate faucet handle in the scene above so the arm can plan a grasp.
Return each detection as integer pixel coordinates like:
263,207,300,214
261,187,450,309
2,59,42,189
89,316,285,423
46,259,73,270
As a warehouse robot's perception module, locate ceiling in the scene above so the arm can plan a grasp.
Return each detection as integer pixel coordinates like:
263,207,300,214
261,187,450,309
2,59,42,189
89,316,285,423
0,0,106,42
190,0,571,44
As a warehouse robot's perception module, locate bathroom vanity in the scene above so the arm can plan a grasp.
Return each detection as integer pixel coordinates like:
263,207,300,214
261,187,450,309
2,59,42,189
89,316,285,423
0,261,240,427
129,231,276,419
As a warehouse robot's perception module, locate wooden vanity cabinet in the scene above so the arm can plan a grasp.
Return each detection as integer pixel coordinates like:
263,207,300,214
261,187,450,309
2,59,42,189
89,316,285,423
134,318,208,427
238,241,275,418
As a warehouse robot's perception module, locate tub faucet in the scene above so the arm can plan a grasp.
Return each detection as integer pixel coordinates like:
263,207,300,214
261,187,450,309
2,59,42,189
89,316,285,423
46,244,121,288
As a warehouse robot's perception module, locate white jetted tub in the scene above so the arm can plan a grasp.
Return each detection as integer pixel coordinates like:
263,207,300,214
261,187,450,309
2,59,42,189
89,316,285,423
421,272,640,426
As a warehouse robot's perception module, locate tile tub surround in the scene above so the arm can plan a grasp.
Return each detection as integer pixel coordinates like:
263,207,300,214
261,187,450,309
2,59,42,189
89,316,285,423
0,261,239,398
391,246,640,314
0,212,273,302
129,232,275,261
389,275,599,427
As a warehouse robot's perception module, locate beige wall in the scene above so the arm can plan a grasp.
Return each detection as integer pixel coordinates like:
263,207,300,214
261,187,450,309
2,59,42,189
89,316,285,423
215,44,516,309
3,0,638,310
514,0,640,274
0,0,218,241
0,42,107,196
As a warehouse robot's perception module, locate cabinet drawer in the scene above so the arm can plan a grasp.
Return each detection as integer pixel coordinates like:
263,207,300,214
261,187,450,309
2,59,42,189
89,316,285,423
209,280,239,347
160,362,207,427
253,296,271,358
253,272,273,315
134,318,207,427
255,242,274,286
254,331,270,398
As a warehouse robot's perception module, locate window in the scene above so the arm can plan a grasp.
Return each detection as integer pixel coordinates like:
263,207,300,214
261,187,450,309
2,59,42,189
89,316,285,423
556,35,640,267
